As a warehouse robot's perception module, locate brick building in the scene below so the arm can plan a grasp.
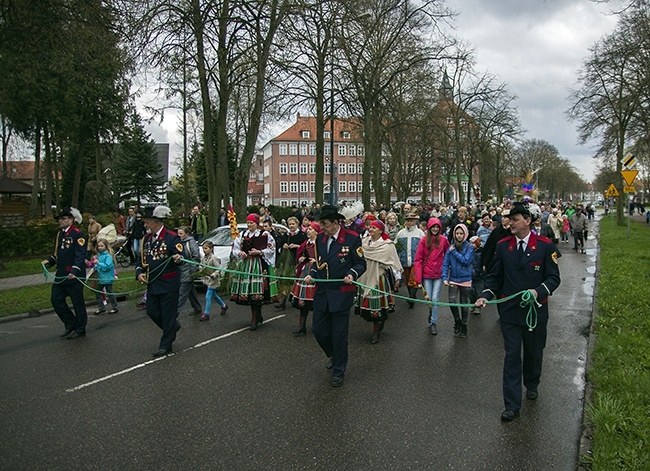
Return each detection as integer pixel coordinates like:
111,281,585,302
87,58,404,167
259,115,370,207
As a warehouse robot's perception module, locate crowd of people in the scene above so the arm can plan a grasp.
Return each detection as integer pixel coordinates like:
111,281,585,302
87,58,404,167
44,197,586,420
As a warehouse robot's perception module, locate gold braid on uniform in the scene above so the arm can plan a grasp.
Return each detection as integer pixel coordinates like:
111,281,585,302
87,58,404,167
313,243,329,279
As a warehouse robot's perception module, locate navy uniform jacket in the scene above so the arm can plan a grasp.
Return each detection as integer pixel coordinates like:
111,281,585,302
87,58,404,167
47,225,87,278
310,226,366,311
481,232,560,325
136,227,183,295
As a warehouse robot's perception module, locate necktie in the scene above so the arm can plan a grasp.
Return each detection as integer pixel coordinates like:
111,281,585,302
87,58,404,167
518,240,525,257
328,236,335,254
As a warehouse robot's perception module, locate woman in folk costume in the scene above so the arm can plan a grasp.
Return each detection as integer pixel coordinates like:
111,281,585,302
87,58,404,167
230,213,278,331
355,219,403,344
275,216,307,310
289,221,321,336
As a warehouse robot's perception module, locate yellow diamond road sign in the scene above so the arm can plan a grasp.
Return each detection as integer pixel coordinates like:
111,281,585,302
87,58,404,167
605,184,619,197
621,169,638,186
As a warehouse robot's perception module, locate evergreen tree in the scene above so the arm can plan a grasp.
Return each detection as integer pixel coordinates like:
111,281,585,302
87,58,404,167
114,114,164,204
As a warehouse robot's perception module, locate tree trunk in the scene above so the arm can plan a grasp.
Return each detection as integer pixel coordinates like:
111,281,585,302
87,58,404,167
30,126,41,219
43,124,53,218
191,0,219,228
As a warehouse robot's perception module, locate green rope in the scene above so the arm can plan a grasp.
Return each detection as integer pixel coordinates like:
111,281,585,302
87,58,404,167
519,289,541,331
179,257,533,312
41,258,175,296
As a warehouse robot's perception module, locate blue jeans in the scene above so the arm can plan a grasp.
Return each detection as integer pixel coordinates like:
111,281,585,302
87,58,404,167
422,278,442,325
205,287,225,314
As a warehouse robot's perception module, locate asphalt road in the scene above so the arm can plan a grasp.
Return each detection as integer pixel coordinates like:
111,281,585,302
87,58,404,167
0,218,599,471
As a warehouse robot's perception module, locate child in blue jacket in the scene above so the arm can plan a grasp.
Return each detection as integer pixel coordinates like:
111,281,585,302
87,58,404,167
442,224,474,337
93,239,119,314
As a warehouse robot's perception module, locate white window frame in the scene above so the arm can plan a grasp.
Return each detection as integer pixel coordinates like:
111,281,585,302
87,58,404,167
279,162,288,174
358,145,365,156
299,143,307,155
348,145,356,157
309,163,316,174
357,163,363,174
279,144,288,155
324,131,331,139
342,131,351,139
289,144,298,155
301,130,310,139
325,163,331,174
309,143,316,156
309,181,315,193
280,181,288,193
338,144,347,156
338,163,346,174
324,145,331,156
290,181,298,193
300,181,308,193
348,163,356,174
348,181,356,194
339,181,347,193
289,163,298,174
280,200,289,207
300,163,308,174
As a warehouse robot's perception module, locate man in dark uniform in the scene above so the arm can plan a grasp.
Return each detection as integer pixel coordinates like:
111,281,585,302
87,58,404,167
476,201,561,422
136,206,184,357
42,207,88,339
304,205,366,387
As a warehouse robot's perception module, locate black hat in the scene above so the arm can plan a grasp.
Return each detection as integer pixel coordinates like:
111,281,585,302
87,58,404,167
143,205,172,220
56,207,82,223
317,204,345,221
509,202,541,222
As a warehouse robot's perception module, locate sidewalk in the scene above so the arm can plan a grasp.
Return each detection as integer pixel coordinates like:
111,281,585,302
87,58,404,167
0,265,135,291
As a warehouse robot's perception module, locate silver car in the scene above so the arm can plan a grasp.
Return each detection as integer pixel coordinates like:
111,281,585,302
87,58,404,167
197,223,289,269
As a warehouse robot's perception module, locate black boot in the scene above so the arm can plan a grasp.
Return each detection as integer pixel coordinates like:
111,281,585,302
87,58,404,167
256,308,264,328
459,323,468,338
249,307,257,331
371,323,380,344
293,313,307,336
453,319,461,336
275,296,287,310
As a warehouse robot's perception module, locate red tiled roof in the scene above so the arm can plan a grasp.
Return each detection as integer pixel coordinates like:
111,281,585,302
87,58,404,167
272,115,364,142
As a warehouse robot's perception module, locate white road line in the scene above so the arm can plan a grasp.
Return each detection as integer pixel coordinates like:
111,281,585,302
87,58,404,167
65,314,286,393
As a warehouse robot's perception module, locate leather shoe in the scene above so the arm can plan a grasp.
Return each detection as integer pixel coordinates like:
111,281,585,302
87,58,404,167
526,389,538,400
501,410,520,422
153,348,172,357
326,358,333,369
429,324,437,335
66,331,86,339
331,375,344,388
59,329,74,338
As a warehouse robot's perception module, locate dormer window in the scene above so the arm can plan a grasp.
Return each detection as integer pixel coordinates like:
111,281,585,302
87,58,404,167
342,131,351,139
301,130,310,139
324,131,331,139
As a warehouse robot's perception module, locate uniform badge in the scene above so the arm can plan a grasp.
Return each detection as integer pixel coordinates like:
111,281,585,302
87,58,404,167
356,246,364,258
551,252,558,264
341,246,349,254
78,238,85,246
176,243,183,252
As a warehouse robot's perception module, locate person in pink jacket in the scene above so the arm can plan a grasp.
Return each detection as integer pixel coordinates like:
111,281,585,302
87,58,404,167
413,218,450,335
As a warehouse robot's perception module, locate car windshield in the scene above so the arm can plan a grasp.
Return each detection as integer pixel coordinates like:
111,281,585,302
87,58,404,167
202,227,234,246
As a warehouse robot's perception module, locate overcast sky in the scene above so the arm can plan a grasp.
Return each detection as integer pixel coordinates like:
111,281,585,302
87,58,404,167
146,0,623,183
444,0,623,182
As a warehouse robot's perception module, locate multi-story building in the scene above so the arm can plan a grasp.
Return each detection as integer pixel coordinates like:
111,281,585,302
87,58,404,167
259,109,481,207
259,114,370,207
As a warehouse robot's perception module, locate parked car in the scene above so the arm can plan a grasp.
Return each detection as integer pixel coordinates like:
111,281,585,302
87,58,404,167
197,223,289,269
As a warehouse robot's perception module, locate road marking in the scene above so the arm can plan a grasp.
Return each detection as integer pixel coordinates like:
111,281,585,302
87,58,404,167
65,314,286,393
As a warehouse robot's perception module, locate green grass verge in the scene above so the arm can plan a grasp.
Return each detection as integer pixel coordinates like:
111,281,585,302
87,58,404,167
586,220,650,470
0,258,46,278
0,279,144,318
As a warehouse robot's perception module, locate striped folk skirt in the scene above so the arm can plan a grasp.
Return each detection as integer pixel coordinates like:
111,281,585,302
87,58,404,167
355,270,396,322
230,257,278,305
290,262,316,310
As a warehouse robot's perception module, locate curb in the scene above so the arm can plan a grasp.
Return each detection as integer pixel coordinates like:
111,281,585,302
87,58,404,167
576,218,600,470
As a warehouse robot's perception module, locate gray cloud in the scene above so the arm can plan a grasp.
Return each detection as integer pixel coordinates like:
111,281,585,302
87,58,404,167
445,0,623,181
